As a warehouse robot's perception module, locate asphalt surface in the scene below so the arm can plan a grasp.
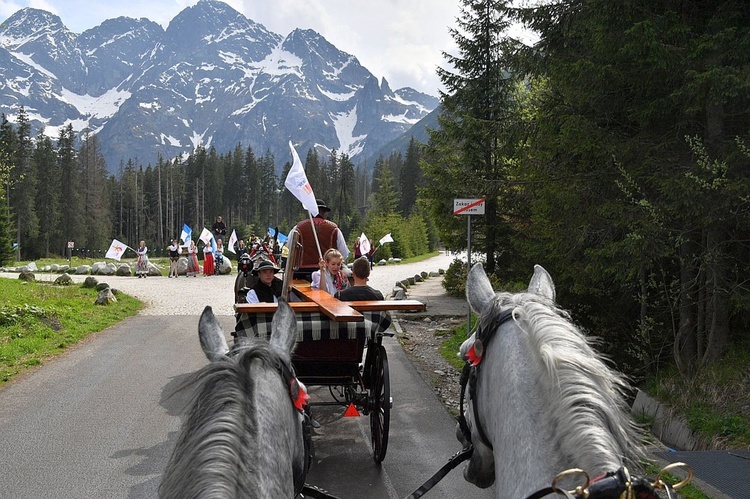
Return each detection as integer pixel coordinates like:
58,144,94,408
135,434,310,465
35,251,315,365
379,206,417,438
0,252,493,499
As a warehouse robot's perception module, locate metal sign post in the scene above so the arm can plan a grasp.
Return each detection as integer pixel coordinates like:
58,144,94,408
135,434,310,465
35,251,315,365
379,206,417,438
454,199,485,334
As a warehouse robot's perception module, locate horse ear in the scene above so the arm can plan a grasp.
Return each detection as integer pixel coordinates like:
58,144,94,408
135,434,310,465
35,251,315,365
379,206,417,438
198,306,229,361
466,263,495,315
270,298,297,355
528,265,556,302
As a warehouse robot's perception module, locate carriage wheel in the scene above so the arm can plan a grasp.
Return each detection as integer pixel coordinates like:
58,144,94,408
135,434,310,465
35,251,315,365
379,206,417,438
369,344,390,463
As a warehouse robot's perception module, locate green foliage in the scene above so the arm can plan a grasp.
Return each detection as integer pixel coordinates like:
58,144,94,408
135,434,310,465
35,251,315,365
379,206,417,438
0,303,52,326
645,340,750,448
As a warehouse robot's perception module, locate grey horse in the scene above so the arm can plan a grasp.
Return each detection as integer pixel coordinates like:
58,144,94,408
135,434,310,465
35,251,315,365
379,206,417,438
159,300,309,498
457,264,646,498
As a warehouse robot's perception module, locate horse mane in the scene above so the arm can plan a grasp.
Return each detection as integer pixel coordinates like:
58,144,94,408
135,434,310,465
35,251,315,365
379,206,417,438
486,290,646,473
159,341,279,498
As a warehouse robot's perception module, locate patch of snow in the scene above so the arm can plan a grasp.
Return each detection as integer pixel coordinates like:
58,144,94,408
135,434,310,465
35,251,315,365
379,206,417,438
57,87,131,119
331,105,366,156
317,85,355,102
9,51,56,78
160,133,182,147
382,111,420,125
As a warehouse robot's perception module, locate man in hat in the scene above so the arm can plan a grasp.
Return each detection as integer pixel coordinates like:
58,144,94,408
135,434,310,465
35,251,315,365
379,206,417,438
288,198,349,281
246,259,284,303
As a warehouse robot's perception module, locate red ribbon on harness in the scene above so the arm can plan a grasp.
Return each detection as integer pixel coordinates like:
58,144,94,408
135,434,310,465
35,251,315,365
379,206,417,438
290,378,310,411
466,339,484,366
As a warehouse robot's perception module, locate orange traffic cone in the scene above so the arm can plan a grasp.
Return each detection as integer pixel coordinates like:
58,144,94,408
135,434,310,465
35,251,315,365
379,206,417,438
343,402,360,417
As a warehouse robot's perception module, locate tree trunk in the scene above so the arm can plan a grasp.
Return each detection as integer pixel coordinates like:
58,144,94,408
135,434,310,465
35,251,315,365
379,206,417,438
675,232,700,373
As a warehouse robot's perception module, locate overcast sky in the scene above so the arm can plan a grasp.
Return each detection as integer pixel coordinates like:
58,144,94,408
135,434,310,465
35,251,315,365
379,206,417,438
0,0,464,96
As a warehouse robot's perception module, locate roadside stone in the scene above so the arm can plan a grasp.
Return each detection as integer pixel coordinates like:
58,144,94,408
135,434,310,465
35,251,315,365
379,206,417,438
414,274,423,282
83,276,98,288
19,270,35,282
116,264,132,276
95,288,117,305
95,282,110,292
75,265,92,275
54,274,73,285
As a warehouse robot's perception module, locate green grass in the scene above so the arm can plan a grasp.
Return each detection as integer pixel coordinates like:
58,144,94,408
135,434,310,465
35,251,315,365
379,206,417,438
0,277,142,384
642,461,709,499
644,342,750,449
438,314,477,370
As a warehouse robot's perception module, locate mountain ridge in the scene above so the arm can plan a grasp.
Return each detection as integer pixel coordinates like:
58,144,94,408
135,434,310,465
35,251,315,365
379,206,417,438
0,0,438,173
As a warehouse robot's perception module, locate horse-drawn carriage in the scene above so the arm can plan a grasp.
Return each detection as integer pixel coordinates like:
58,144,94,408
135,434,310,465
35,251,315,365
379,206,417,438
232,229,425,463
161,233,693,498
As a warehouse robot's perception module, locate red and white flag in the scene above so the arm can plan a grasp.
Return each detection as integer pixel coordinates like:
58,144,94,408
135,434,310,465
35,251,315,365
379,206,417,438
284,141,319,216
359,233,371,255
105,239,128,261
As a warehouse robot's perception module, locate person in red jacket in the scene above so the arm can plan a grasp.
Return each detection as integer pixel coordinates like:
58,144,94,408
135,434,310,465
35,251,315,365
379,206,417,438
287,199,349,281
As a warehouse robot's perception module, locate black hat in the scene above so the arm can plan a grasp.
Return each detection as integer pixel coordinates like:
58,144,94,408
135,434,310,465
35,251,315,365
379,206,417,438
252,259,281,274
316,199,331,213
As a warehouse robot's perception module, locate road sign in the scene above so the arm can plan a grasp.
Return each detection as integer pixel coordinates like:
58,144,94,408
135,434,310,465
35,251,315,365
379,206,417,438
453,198,485,215
67,241,75,249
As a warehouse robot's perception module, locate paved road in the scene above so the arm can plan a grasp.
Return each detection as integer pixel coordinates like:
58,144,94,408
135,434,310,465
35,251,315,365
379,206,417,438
0,252,492,498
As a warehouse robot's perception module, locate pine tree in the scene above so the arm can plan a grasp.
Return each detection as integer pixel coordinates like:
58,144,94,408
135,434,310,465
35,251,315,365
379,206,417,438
33,132,61,257
422,0,525,274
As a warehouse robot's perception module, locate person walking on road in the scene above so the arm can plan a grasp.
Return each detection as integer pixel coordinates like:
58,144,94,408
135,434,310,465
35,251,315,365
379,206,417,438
136,241,149,278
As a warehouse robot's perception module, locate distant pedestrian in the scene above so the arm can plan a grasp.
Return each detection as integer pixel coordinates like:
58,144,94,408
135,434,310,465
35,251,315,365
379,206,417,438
203,242,214,276
186,240,199,277
167,239,180,278
212,216,227,243
136,241,149,278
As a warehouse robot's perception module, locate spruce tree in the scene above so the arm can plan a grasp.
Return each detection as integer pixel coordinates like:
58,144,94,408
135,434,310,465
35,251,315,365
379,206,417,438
422,0,525,273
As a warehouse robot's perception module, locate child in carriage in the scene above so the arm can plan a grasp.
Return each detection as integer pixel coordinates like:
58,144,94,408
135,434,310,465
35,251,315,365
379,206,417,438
311,248,350,295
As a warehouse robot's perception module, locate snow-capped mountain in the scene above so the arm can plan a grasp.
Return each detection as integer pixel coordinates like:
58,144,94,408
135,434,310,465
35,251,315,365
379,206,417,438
0,0,438,173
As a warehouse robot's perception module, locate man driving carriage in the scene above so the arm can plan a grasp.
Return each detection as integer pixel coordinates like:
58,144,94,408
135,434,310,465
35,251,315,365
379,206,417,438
287,199,349,281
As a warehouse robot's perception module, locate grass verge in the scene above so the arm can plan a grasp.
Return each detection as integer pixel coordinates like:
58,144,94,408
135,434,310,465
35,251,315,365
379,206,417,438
0,277,142,385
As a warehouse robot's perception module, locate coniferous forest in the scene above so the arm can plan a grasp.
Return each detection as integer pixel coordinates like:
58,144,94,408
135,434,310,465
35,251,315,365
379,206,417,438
0,111,431,263
1,0,749,382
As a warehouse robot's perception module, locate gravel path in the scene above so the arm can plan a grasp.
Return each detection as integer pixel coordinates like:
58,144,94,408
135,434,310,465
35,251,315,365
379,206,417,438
1,251,462,316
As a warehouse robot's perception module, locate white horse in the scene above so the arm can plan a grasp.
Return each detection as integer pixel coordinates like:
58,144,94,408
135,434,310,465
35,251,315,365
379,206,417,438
159,300,310,498
457,264,646,498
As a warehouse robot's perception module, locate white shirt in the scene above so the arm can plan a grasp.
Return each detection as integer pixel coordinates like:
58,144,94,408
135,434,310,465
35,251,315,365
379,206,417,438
246,289,278,303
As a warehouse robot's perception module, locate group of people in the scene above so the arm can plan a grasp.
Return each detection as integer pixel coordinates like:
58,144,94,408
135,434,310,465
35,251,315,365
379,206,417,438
245,199,383,304
133,200,380,293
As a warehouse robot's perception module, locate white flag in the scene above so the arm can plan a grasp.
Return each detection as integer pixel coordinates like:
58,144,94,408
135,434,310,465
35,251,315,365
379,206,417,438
199,227,213,245
227,229,238,254
284,141,319,216
379,233,394,245
105,239,128,261
359,233,371,255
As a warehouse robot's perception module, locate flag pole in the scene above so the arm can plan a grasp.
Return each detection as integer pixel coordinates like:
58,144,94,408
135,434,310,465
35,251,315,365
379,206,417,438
307,211,332,292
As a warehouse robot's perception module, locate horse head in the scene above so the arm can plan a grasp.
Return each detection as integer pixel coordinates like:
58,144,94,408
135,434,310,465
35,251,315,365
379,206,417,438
160,300,309,498
457,263,644,497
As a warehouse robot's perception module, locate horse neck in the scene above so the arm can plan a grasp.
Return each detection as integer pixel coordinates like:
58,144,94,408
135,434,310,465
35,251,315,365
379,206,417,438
160,353,302,498
478,321,565,495
251,363,303,495
478,307,637,496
